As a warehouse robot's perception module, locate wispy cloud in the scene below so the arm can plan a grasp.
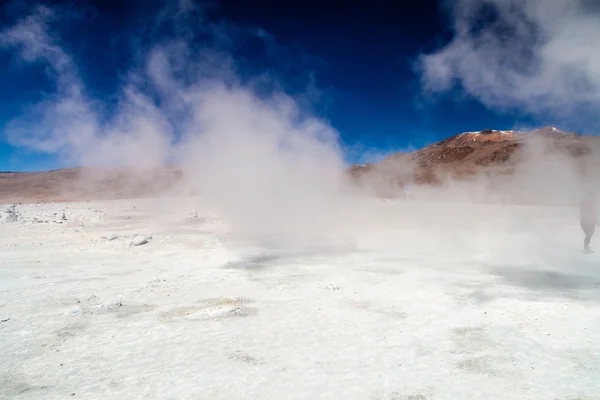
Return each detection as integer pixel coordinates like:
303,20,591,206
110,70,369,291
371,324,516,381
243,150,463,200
418,0,600,129
0,1,347,244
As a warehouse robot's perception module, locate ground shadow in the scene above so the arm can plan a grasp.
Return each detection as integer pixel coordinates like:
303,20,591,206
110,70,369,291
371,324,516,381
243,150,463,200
475,262,600,303
222,242,370,271
223,254,283,271
490,268,587,291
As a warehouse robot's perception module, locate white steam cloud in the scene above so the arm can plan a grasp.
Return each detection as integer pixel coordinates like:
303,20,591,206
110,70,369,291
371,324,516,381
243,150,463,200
0,2,348,245
419,0,600,126
0,5,175,168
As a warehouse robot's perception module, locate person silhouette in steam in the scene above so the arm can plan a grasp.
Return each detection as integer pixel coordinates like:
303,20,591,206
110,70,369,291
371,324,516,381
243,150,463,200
580,191,598,253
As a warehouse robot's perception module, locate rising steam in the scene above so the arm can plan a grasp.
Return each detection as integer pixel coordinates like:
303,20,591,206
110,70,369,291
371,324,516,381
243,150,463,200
0,2,349,244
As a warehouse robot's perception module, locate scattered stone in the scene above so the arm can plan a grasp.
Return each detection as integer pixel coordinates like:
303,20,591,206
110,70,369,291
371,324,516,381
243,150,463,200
130,235,150,246
1,318,10,322
100,233,120,241
99,301,123,312
227,306,252,316
3,205,19,223
325,284,341,290
65,306,83,316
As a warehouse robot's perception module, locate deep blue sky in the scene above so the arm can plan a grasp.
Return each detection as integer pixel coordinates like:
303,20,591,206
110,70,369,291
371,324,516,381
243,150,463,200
0,0,540,171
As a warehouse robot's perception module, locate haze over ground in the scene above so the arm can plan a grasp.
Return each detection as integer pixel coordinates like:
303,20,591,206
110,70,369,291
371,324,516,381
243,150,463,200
2,0,600,171
0,0,600,243
1,2,600,399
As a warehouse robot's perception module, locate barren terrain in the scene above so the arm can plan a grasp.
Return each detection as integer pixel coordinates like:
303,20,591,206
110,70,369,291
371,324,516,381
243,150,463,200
4,127,600,206
350,127,600,200
1,197,599,399
0,167,183,204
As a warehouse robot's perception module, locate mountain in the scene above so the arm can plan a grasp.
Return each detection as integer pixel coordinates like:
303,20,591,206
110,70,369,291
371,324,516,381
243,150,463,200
2,126,599,204
348,127,600,199
0,167,183,204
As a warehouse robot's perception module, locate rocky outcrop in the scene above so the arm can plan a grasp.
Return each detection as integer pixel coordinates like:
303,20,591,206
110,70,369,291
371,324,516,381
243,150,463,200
348,127,600,199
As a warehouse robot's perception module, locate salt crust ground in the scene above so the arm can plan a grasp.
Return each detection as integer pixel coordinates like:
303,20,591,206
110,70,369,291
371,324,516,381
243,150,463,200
1,197,599,400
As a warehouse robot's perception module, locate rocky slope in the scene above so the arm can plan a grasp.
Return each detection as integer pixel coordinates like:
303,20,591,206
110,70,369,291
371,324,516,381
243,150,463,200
2,126,599,204
348,126,600,198
0,166,183,204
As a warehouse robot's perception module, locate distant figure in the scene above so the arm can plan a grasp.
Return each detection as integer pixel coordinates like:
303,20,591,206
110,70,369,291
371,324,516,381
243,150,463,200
580,191,598,253
404,184,411,200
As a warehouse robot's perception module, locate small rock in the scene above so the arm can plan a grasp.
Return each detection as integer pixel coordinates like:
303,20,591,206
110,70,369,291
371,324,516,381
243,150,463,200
66,306,83,316
99,302,123,312
130,236,149,246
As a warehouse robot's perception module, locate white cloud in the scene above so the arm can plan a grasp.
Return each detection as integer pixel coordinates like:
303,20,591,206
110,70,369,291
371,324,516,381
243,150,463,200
0,1,347,245
419,0,600,126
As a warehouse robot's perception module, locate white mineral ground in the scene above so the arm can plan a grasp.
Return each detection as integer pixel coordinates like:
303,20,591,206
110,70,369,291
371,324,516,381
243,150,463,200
1,197,599,400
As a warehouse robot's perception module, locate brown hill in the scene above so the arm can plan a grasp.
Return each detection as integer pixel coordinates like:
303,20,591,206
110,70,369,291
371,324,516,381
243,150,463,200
349,127,600,199
2,126,599,204
0,166,183,204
